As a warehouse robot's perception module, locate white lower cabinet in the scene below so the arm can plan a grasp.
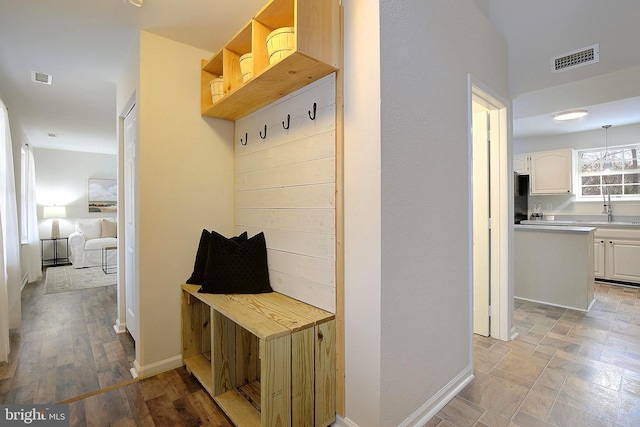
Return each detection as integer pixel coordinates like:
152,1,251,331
594,229,640,284
594,238,605,279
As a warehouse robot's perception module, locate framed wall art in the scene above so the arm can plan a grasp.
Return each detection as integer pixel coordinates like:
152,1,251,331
88,178,117,213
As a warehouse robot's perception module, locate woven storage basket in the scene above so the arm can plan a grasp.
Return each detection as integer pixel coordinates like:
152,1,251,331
239,53,253,83
209,77,224,103
266,27,295,65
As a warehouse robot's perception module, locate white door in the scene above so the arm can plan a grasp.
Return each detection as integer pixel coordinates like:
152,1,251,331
124,104,139,342
472,105,490,336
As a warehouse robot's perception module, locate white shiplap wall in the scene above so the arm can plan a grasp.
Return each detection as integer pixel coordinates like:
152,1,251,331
235,73,337,313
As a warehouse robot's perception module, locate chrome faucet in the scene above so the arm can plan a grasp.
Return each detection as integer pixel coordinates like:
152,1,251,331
602,188,613,222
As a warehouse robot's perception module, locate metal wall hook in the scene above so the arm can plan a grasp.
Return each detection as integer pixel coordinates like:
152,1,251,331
259,124,267,139
308,102,317,120
240,132,248,146
282,114,290,130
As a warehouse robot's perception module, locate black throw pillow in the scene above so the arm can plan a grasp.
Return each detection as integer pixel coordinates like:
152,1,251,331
185,229,210,285
199,231,272,294
186,230,247,285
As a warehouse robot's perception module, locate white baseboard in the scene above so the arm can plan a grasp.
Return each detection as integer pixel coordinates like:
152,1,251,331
113,318,127,334
511,326,519,341
332,415,359,427
130,360,140,379
515,296,590,312
330,366,474,427
399,365,474,427
20,273,28,292
134,354,184,379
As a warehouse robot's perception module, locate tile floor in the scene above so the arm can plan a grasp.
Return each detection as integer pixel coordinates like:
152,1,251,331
429,282,640,427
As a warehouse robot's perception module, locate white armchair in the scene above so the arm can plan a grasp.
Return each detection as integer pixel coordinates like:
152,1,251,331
68,218,117,268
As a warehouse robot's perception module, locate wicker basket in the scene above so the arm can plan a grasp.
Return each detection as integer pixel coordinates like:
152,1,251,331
209,77,224,103
266,27,295,65
239,53,253,83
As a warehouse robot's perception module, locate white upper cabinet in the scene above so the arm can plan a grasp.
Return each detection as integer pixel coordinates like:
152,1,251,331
514,153,530,174
529,149,574,195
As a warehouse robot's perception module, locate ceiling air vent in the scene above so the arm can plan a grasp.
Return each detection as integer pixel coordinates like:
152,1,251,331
552,43,599,73
31,70,52,85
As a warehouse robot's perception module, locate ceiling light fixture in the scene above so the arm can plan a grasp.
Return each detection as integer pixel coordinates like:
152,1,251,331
553,109,588,121
123,0,144,6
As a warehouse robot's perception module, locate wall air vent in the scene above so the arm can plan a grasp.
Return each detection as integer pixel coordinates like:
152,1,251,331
552,43,599,73
31,70,52,85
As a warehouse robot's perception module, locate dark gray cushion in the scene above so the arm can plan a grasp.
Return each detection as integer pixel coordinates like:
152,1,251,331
199,231,272,294
186,229,247,285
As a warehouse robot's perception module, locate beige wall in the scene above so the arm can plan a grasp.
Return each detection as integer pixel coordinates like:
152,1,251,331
132,31,235,373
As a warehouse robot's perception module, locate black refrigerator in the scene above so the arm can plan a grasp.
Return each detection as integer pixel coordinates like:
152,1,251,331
514,173,529,224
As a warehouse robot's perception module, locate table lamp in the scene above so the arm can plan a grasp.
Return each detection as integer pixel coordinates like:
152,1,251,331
43,206,67,239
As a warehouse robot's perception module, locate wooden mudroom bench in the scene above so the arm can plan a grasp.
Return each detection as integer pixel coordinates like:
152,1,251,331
181,284,336,427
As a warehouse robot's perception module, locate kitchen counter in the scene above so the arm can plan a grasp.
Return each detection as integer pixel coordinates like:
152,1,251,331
515,226,595,311
520,219,640,229
515,224,596,233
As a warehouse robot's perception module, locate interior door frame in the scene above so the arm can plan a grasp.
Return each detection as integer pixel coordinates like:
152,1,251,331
114,95,135,336
471,107,490,337
468,74,513,342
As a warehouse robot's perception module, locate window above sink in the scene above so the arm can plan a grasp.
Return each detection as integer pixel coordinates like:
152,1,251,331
576,144,640,201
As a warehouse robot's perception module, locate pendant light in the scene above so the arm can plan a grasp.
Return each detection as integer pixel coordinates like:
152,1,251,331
602,125,612,172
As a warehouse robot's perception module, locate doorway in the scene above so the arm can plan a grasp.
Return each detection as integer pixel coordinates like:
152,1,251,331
123,103,138,346
469,76,512,341
115,98,140,378
472,105,491,336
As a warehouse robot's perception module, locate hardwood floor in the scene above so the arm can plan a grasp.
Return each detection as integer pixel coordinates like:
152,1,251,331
11,270,640,426
65,367,232,426
0,269,135,404
0,267,232,426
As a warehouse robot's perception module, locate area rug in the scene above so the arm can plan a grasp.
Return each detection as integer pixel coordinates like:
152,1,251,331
44,266,116,294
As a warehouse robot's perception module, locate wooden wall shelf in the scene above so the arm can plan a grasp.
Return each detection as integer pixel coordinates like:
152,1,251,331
200,0,340,121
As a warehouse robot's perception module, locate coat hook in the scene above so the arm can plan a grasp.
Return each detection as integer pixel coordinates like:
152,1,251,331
240,132,248,146
260,124,267,139
308,102,317,120
282,114,290,130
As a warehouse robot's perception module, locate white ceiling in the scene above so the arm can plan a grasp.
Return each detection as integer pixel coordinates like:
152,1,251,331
1,1,639,154
487,0,640,139
0,0,264,154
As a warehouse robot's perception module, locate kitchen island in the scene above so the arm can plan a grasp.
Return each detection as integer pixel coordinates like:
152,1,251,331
515,224,596,311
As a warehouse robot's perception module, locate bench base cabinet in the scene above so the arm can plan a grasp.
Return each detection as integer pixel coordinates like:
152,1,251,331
594,229,640,285
181,284,336,427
